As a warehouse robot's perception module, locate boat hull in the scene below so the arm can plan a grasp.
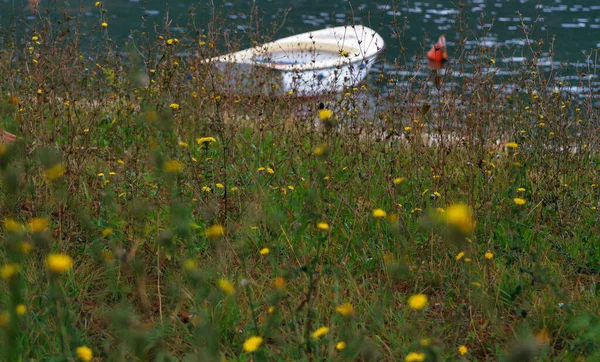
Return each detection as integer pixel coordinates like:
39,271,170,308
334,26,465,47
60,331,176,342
204,25,384,96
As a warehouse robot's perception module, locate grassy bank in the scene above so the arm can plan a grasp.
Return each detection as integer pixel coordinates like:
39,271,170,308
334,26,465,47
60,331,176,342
2,5,600,362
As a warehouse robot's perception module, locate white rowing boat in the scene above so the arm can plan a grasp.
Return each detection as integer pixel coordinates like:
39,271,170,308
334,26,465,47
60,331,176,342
205,25,385,96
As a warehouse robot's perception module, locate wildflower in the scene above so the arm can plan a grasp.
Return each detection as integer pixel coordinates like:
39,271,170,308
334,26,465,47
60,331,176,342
288,185,294,191
458,345,468,355
166,39,174,46
407,294,428,311
267,168,274,174
196,137,216,146
274,277,285,289
485,252,494,259
404,126,412,131
259,247,270,255
243,336,263,353
217,279,235,295
336,341,347,350
268,306,275,313
506,142,518,149
444,203,475,234
231,186,239,192
489,58,496,64
317,222,329,231
420,338,430,346
169,103,180,110
336,302,354,316
205,224,225,239
513,198,526,205
456,251,465,260
4,218,22,232
94,1,102,6
97,173,105,177
163,160,184,173
178,141,189,148
313,144,327,156
46,253,73,273
19,242,33,254
15,304,26,316
517,187,526,192
372,209,387,219
471,282,481,287
0,311,9,327
216,183,224,189
101,22,108,28
405,352,425,362
319,109,333,120
183,259,196,271
76,346,93,361
1,264,20,280
44,163,66,180
202,186,211,192
393,177,405,185
311,326,330,339
28,217,49,233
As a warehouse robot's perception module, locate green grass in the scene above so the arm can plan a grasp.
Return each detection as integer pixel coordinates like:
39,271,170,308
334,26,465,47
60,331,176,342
1,4,600,362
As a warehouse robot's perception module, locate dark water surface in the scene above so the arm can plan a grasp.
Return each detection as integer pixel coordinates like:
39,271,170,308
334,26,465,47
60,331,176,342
2,0,600,99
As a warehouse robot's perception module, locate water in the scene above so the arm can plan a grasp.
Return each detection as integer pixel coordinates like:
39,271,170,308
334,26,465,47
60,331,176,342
2,0,600,100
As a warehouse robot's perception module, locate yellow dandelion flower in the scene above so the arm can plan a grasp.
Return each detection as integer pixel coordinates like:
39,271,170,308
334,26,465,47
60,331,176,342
513,198,526,205
311,326,330,339
319,109,333,120
259,247,270,255
1,264,20,280
485,252,494,259
76,346,93,361
202,186,211,192
335,302,354,316
94,1,102,6
216,183,224,189
243,336,263,353
15,304,27,316
0,311,9,327
4,218,22,232
456,251,465,260
178,141,189,148
169,103,180,110
506,142,518,149
46,253,73,274
407,294,428,311
163,160,184,173
101,22,108,28
196,137,216,146
471,281,481,287
268,306,275,313
372,209,387,219
336,341,347,350
317,222,329,231
444,203,475,234
217,279,235,295
183,259,196,271
393,177,405,185
28,217,49,233
44,163,66,180
458,345,468,355
19,242,33,254
517,187,526,192
274,277,285,289
205,224,225,239
267,168,274,174
102,228,113,237
405,352,425,362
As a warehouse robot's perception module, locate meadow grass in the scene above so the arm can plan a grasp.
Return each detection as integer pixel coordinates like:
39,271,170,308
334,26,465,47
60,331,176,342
1,3,600,361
